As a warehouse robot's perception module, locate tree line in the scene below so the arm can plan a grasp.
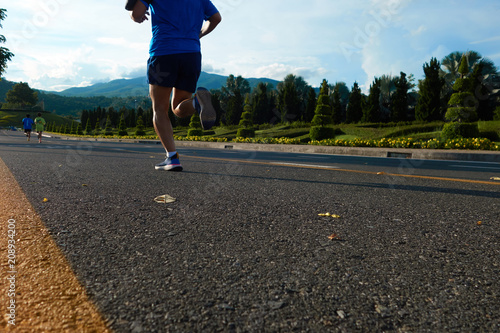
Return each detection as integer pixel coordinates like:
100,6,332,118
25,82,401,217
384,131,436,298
3,50,500,135
65,50,500,135
210,51,498,129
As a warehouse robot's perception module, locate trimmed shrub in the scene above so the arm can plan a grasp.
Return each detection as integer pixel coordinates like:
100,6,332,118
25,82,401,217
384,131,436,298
104,116,113,136
188,113,202,132
76,122,84,135
309,126,335,141
118,114,128,136
236,127,255,138
445,107,478,123
238,110,253,128
135,116,146,136
187,113,203,136
441,122,479,140
187,128,203,136
237,98,255,138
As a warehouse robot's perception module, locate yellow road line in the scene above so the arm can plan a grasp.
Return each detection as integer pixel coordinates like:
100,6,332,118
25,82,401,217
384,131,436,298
0,157,111,332
183,155,500,186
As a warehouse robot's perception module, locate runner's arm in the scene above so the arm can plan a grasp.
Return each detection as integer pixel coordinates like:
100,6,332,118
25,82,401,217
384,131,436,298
130,1,149,23
200,12,222,39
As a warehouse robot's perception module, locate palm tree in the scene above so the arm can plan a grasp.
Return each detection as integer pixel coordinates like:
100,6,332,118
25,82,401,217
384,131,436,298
440,50,498,93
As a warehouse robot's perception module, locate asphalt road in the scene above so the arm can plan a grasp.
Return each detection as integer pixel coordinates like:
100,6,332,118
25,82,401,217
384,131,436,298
1,130,499,332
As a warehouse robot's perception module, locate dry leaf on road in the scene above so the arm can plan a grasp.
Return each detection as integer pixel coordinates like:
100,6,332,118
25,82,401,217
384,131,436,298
154,194,176,204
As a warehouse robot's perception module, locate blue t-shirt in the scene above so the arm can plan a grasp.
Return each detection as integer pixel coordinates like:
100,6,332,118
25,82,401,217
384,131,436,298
141,0,219,56
22,117,34,130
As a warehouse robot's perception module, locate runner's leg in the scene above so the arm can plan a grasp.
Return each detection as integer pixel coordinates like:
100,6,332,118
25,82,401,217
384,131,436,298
171,88,196,118
150,84,175,152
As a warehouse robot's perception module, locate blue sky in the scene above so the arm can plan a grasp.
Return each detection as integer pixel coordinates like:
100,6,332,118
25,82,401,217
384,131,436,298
2,0,500,93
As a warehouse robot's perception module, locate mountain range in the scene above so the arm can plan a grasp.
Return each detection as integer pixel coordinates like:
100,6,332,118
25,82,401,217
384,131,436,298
54,72,280,98
0,72,280,116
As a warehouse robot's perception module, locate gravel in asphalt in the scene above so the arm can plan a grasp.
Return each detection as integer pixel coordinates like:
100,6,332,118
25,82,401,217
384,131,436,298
1,132,499,332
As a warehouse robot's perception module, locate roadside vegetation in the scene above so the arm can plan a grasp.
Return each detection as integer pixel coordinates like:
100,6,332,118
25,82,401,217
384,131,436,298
1,38,499,151
25,119,498,151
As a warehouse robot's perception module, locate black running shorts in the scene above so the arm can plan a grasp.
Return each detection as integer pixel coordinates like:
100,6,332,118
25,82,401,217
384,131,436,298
147,52,202,93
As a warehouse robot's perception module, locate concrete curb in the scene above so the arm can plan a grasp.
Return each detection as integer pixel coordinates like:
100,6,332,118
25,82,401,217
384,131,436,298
48,135,500,163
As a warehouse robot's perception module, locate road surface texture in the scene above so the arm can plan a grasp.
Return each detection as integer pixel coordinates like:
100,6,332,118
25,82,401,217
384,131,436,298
1,130,499,332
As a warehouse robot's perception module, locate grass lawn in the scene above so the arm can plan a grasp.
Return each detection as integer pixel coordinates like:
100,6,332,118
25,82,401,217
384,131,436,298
1,110,74,128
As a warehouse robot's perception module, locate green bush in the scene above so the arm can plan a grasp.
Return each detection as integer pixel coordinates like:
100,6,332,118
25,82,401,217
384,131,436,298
238,111,253,128
236,127,255,138
135,129,146,136
135,116,146,136
104,116,113,136
441,122,479,140
448,92,476,106
445,107,477,122
187,128,203,136
451,78,471,93
309,126,335,141
311,114,331,126
76,123,84,135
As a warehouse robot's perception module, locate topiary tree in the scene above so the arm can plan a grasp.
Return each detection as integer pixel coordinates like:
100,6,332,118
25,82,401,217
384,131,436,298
70,122,76,135
76,122,84,135
118,114,128,136
445,57,478,123
94,118,101,135
237,96,255,138
135,116,146,136
309,79,335,140
187,113,203,137
104,115,113,136
442,55,479,140
84,118,92,135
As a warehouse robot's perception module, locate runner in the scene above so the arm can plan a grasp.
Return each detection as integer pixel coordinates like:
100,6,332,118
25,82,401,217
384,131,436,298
21,114,34,141
128,0,221,171
34,112,46,143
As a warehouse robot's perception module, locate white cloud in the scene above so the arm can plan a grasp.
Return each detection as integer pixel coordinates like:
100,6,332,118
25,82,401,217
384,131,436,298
470,36,500,45
410,25,427,36
97,37,148,51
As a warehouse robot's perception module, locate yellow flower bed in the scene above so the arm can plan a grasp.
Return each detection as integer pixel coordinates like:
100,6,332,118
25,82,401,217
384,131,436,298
50,132,499,151
232,137,301,144
310,137,499,151
173,135,228,142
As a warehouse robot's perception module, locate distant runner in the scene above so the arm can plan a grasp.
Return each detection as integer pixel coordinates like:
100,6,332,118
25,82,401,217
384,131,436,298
34,112,46,143
22,114,34,141
128,0,221,171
